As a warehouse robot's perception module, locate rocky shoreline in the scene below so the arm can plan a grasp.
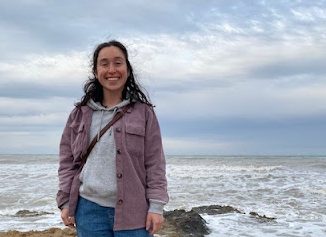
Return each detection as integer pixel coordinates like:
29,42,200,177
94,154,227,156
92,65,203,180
160,204,276,237
0,205,276,237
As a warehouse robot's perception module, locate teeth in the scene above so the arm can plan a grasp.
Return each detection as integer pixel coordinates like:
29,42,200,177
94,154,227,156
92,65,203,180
106,77,119,81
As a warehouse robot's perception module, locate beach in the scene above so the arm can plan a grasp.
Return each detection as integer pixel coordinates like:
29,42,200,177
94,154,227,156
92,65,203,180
0,220,181,237
0,228,75,237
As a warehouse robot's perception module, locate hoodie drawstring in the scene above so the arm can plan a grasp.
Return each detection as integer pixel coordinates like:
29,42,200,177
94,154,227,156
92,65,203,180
97,110,105,142
97,107,119,141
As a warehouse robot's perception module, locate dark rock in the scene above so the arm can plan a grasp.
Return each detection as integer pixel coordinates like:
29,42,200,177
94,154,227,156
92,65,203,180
163,209,210,237
158,205,277,236
249,211,276,222
15,210,53,217
192,204,244,215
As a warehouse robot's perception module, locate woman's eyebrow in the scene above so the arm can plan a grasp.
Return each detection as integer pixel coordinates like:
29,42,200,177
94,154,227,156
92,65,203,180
98,58,109,63
99,57,124,62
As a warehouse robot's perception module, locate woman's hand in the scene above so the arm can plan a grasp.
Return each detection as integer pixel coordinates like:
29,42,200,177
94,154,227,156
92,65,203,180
60,208,75,228
146,212,164,234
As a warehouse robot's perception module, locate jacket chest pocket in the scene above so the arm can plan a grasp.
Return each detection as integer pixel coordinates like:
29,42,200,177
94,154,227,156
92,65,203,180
125,124,145,157
70,121,85,159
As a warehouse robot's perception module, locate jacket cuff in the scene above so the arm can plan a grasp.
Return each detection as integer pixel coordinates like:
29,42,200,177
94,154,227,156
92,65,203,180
61,202,69,210
56,190,70,210
148,199,165,214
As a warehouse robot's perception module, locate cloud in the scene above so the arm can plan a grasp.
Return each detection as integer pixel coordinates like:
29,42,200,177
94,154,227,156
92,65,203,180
0,52,88,99
163,137,234,155
0,131,61,154
0,97,74,131
0,0,209,57
291,6,326,22
0,52,88,83
160,114,326,155
154,81,326,121
124,25,326,90
122,32,326,123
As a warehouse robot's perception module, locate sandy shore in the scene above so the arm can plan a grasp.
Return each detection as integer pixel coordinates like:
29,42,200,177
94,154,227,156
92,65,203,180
0,226,178,237
0,228,76,237
0,227,180,237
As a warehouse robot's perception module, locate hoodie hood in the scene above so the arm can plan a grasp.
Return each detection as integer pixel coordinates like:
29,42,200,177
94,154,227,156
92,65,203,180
87,99,130,111
87,98,130,142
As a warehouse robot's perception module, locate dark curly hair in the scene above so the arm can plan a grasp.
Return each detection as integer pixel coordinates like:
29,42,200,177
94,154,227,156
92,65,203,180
76,40,152,107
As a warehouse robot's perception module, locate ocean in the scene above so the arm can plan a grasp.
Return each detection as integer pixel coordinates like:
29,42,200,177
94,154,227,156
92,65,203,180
0,154,325,236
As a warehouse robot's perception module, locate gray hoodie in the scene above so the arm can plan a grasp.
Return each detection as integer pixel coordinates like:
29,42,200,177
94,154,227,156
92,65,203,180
79,99,130,208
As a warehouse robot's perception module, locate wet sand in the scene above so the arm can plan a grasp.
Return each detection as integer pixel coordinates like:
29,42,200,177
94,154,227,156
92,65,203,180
0,216,180,237
0,228,76,237
0,226,178,237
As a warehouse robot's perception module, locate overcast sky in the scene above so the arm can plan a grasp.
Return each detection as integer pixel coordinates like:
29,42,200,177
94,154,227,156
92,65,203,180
0,0,325,155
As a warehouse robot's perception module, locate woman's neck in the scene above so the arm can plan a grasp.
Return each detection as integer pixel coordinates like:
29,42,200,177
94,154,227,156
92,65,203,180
102,92,122,108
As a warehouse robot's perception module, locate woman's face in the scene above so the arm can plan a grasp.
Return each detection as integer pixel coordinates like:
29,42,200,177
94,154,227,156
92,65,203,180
95,46,129,96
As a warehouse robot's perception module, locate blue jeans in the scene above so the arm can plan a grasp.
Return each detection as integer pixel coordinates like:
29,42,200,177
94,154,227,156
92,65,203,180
75,196,153,237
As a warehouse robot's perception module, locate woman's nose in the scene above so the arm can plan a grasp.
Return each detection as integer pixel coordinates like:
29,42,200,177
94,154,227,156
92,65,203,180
108,64,116,73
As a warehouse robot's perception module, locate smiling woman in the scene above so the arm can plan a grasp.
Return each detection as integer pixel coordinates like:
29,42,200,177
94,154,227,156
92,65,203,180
95,46,129,104
56,40,168,237
76,41,152,108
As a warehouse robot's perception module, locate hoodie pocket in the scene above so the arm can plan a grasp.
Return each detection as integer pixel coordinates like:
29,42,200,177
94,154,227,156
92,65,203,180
125,124,145,157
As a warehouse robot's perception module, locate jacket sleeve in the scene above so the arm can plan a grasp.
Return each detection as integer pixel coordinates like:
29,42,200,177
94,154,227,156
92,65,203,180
144,106,169,204
56,108,77,209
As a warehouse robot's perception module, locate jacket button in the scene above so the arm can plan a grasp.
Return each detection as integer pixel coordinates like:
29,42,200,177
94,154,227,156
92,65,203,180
116,149,121,154
118,199,123,205
116,127,121,133
117,173,123,179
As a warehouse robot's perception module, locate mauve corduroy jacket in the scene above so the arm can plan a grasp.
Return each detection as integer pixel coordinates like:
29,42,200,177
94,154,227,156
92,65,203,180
56,102,168,230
